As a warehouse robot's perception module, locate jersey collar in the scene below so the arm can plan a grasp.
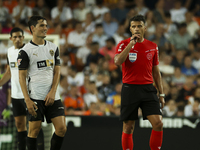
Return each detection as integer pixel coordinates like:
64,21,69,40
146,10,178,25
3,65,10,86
30,40,46,46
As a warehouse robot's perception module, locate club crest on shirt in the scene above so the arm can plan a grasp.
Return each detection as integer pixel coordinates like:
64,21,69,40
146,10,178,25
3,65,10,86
146,53,153,60
49,50,54,56
129,53,137,62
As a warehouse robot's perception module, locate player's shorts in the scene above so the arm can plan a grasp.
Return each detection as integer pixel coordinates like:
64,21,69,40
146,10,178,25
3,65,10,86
12,98,27,117
120,83,162,121
29,99,65,123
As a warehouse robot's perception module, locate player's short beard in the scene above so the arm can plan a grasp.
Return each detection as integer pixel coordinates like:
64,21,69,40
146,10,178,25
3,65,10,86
38,35,46,39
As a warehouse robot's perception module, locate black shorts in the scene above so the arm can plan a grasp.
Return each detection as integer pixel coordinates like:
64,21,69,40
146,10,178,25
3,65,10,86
12,98,27,117
120,83,162,121
29,99,65,123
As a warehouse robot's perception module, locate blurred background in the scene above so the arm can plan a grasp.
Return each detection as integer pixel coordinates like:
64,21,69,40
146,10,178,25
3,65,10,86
0,0,200,149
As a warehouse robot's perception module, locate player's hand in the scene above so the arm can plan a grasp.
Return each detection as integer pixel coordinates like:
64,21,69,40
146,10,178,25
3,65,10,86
130,34,140,45
159,97,165,109
44,90,55,106
25,99,38,117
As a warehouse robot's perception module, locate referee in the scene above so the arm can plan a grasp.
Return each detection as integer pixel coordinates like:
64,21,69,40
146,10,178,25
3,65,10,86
114,14,165,150
17,16,66,150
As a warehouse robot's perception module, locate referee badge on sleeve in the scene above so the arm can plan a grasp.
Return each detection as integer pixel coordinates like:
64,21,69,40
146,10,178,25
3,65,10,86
129,53,137,62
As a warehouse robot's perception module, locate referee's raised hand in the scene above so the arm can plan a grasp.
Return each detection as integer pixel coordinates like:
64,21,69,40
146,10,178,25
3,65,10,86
130,34,140,45
25,98,38,117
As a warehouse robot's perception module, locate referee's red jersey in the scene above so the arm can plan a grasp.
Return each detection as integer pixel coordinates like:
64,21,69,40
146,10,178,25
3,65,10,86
115,38,159,84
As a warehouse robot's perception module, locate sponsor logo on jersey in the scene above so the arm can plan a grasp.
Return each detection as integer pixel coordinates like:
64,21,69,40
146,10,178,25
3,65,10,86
17,59,22,66
10,62,18,68
146,53,153,60
37,59,54,68
49,50,54,56
129,53,137,62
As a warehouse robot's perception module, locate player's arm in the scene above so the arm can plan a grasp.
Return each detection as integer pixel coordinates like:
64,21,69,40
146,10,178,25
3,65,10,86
18,50,37,117
0,65,11,86
114,34,139,65
152,65,165,109
44,48,61,106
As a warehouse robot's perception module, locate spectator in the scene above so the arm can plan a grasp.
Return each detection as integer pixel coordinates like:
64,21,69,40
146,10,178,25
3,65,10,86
67,65,84,87
98,72,114,102
83,80,99,109
153,0,165,23
86,42,104,66
184,98,200,117
169,23,192,53
165,85,180,102
169,0,191,23
163,99,177,116
92,23,108,48
106,82,122,115
12,0,32,24
0,0,10,26
51,0,72,25
92,0,109,23
83,102,103,116
113,23,129,44
67,22,88,51
102,12,118,37
192,49,200,71
110,0,129,24
82,12,96,34
134,0,149,16
148,23,168,50
145,10,156,39
163,12,177,40
159,54,175,76
73,0,90,22
99,37,117,70
171,50,184,68
176,105,185,116
171,67,186,89
63,83,85,112
176,76,195,106
181,55,198,77
76,34,93,67
185,11,200,39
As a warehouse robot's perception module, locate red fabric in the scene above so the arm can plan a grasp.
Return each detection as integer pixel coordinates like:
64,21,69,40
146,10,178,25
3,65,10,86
115,38,159,84
149,130,163,150
122,132,133,150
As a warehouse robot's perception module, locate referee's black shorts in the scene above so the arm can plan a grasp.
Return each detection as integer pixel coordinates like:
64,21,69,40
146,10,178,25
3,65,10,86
120,83,162,121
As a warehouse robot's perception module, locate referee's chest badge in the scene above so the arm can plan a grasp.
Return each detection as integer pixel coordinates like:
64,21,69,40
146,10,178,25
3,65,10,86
49,50,54,56
129,53,137,62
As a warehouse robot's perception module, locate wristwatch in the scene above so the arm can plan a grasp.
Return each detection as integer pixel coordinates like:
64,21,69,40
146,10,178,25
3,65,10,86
159,94,165,97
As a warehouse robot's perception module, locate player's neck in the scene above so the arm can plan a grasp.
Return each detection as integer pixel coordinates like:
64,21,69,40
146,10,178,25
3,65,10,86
32,37,45,45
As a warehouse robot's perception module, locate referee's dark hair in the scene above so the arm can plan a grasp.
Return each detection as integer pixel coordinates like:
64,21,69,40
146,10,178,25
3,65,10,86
129,14,146,26
10,27,24,37
28,15,47,34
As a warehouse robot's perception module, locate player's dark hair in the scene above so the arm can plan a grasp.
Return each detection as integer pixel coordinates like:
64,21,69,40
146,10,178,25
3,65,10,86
129,14,146,26
28,15,47,34
10,27,24,37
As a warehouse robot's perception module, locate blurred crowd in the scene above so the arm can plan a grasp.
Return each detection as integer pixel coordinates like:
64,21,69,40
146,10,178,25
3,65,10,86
0,0,200,118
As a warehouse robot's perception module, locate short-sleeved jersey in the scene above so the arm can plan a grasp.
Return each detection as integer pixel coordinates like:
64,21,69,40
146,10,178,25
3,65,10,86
7,45,24,99
17,40,61,100
115,38,159,84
